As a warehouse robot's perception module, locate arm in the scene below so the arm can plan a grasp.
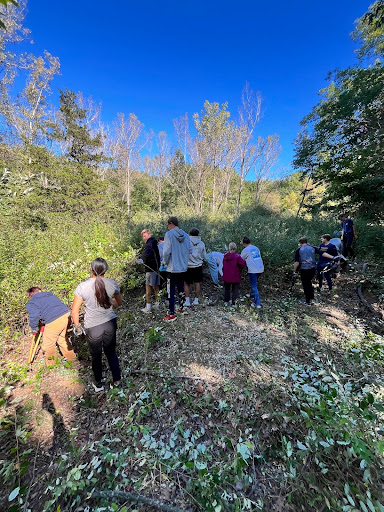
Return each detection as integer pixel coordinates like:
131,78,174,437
238,256,246,269
71,295,83,326
293,248,300,272
162,234,171,266
111,292,122,307
26,302,40,333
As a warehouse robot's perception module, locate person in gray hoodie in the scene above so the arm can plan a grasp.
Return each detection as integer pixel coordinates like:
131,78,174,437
184,228,206,306
161,216,192,321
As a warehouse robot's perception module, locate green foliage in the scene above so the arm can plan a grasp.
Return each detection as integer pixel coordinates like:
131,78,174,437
294,2,384,220
278,351,384,511
353,0,384,60
48,89,106,168
294,64,384,219
0,213,135,340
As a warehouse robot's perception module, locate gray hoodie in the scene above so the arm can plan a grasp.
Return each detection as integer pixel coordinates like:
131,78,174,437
162,228,192,273
188,236,207,268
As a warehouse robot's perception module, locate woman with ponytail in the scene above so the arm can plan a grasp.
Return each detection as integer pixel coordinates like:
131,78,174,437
72,258,122,391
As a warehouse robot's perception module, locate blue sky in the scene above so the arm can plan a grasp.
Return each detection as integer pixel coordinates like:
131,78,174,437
24,0,369,173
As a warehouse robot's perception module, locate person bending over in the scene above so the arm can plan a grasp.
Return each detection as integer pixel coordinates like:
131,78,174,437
26,287,76,366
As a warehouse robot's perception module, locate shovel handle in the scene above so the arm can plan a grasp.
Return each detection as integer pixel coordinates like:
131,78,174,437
28,330,43,365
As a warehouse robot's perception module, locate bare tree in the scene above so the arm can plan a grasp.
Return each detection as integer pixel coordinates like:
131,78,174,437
5,51,60,145
112,112,144,213
235,82,262,212
253,134,282,203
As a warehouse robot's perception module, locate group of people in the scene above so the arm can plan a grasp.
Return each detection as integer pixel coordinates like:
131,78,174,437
25,213,356,389
26,257,122,392
293,214,357,305
137,216,266,322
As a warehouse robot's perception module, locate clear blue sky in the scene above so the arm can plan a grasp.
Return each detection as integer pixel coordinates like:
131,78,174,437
24,0,369,172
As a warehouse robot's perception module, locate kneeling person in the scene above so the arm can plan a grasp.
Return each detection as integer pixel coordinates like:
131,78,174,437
26,287,76,366
185,228,206,306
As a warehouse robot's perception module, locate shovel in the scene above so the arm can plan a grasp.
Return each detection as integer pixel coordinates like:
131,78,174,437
28,326,45,364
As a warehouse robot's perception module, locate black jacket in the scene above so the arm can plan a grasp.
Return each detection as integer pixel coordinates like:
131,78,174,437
142,236,160,272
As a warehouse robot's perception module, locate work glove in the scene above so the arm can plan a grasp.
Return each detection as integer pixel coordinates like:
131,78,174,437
136,258,143,264
73,324,84,337
159,264,167,271
292,271,297,276
354,234,358,239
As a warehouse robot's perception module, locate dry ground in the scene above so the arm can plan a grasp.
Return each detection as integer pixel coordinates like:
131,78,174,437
1,261,383,511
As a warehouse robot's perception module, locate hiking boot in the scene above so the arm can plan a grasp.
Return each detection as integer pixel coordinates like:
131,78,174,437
193,298,199,305
163,314,177,322
92,382,104,392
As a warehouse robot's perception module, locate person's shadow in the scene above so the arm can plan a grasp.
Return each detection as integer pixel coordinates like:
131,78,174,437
42,393,70,453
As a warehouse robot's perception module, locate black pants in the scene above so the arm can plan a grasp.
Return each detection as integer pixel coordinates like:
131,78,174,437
300,268,316,303
169,273,185,314
224,282,240,304
317,268,332,291
85,318,121,383
159,271,168,291
342,235,355,258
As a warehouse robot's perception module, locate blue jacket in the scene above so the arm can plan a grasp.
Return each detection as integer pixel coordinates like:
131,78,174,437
26,291,69,332
162,228,192,273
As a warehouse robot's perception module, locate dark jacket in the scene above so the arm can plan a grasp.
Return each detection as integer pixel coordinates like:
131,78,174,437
26,291,69,332
142,236,160,272
222,252,246,283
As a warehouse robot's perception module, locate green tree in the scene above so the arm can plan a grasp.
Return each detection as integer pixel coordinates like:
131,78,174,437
49,89,106,168
294,4,384,220
352,0,384,59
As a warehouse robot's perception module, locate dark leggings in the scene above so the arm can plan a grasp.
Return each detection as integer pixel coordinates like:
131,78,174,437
224,282,240,303
85,318,121,383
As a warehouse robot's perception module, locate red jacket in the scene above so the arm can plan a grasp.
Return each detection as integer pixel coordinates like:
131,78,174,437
222,252,246,283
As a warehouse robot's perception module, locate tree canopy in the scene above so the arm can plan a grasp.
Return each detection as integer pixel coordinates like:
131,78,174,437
294,1,384,220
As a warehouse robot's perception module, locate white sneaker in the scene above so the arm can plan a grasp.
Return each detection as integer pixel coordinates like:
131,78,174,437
185,298,191,307
193,298,199,305
153,302,160,310
141,307,151,313
92,382,104,392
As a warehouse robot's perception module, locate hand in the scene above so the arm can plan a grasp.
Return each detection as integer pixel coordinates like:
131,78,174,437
292,271,297,276
136,258,143,264
73,325,84,337
354,234,358,239
340,236,343,241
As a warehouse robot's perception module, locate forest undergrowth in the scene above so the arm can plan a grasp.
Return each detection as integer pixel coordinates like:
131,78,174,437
0,252,383,512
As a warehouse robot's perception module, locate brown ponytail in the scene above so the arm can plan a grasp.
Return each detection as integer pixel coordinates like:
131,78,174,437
91,258,111,309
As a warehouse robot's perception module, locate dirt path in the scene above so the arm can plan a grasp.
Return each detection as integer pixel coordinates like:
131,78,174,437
1,262,383,511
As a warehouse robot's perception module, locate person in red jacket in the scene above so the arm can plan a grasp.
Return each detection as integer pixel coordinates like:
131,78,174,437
222,242,246,305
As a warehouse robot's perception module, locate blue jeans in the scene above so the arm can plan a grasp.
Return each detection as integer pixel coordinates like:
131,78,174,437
248,273,261,306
